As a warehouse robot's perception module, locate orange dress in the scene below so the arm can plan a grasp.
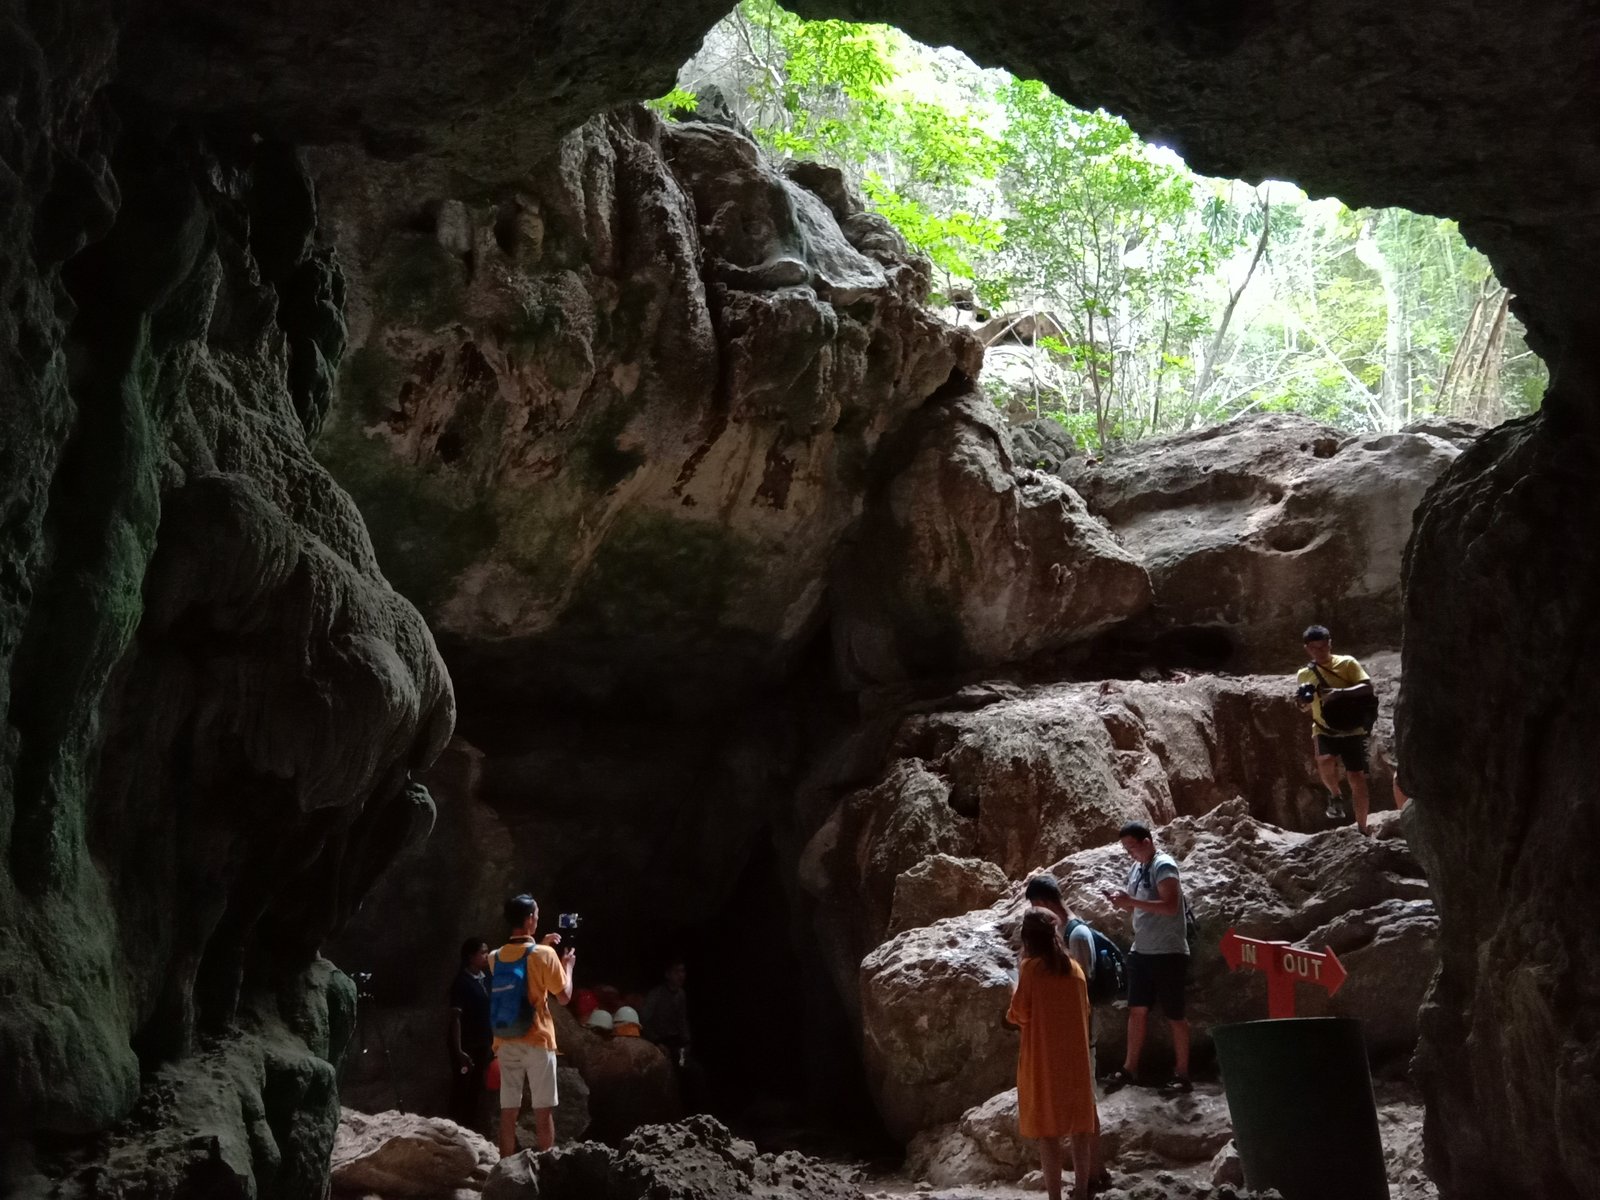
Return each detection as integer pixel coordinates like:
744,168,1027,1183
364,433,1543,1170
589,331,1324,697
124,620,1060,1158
1006,955,1097,1138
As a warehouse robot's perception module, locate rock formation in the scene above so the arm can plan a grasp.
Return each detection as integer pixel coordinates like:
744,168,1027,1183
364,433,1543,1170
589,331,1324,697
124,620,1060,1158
314,112,980,711
551,1004,684,1143
856,802,1432,1139
1058,415,1464,670
332,1109,498,1199
483,1116,860,1200
5,0,1599,1194
1,65,451,1198
908,1086,1233,1187
801,660,1402,1014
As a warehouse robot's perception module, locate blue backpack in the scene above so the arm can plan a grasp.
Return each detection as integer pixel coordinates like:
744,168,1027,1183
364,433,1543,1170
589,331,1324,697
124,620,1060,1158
489,945,535,1038
1066,918,1128,1006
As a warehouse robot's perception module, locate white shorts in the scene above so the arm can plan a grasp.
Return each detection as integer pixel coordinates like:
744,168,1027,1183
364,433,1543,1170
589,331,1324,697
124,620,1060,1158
498,1042,559,1110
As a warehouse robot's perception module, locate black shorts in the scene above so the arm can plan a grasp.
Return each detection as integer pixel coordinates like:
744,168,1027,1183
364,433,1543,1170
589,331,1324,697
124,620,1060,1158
1127,952,1188,1019
1316,734,1369,773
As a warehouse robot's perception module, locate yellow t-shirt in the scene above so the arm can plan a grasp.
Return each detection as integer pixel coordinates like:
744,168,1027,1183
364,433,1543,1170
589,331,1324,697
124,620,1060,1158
493,941,566,1051
1298,654,1371,736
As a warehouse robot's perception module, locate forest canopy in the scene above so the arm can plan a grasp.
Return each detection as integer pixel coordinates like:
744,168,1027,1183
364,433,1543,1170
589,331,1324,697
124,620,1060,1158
663,0,1545,451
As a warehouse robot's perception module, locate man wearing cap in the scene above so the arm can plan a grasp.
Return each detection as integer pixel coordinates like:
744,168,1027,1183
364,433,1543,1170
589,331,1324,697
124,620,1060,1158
1296,624,1374,834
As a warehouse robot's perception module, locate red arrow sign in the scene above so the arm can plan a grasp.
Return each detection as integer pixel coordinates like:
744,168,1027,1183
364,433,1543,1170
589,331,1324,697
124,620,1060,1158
1220,928,1347,1018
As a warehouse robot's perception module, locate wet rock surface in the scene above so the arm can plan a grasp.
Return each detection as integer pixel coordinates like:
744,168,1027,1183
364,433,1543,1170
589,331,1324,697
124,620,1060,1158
0,45,451,1196
483,1115,861,1200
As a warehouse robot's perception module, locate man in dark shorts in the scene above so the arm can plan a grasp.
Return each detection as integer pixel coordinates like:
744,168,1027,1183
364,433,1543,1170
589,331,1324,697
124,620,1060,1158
447,937,493,1132
1296,624,1374,834
1103,822,1191,1095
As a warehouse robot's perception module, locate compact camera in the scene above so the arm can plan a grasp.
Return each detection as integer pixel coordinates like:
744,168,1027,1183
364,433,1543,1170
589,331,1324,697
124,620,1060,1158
1295,682,1319,704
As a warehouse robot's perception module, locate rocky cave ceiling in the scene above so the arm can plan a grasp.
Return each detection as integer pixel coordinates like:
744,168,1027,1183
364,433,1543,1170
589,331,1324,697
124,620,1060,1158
114,0,1600,364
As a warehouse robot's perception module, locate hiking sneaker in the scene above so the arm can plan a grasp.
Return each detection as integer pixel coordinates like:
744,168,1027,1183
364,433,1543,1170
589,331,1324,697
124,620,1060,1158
1160,1074,1194,1096
1324,794,1347,820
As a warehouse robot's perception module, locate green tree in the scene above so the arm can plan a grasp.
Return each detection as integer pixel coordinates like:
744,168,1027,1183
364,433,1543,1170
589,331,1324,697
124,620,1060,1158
986,80,1223,449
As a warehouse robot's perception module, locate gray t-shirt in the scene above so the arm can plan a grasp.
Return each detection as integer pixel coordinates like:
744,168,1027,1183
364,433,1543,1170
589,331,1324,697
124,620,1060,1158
1127,852,1188,956
1066,921,1096,982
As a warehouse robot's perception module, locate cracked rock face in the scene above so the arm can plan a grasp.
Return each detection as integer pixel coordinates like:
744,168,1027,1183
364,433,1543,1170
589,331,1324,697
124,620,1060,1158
833,391,1153,685
314,112,980,711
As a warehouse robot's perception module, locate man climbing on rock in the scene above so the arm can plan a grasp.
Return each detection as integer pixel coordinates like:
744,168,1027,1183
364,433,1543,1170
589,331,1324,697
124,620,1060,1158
1296,624,1375,834
1103,822,1191,1095
492,894,574,1157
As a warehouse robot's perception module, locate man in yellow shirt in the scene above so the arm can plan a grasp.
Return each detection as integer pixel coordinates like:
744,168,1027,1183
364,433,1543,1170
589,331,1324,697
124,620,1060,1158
1296,625,1374,834
492,894,575,1156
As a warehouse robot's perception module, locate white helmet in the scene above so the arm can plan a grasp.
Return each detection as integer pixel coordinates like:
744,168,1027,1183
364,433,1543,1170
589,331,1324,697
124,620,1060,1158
586,1009,615,1031
614,1006,641,1025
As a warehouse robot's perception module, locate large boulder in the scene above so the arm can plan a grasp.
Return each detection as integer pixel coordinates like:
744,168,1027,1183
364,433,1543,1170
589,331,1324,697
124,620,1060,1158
1058,414,1463,670
857,802,1434,1139
832,391,1151,684
858,912,1019,1142
332,1109,498,1199
802,665,1402,1015
887,855,1011,937
553,1004,683,1141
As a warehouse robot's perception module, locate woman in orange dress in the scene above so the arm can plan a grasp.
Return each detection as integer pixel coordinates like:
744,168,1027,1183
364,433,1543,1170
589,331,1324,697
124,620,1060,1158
1007,909,1100,1200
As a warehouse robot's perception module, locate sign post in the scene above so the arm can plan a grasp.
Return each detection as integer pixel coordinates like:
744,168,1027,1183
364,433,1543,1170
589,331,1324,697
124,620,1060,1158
1219,928,1347,1018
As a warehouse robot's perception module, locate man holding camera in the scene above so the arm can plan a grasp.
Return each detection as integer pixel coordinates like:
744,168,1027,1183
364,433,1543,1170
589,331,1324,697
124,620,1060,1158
1296,624,1374,834
493,894,575,1156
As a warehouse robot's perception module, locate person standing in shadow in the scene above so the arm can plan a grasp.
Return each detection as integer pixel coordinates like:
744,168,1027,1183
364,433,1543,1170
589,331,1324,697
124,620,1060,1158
447,938,493,1133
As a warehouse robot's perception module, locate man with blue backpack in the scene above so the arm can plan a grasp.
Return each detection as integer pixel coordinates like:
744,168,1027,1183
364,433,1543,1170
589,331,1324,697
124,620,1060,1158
492,894,575,1157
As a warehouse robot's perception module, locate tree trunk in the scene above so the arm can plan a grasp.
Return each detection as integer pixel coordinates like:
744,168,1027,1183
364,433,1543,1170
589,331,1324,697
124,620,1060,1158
1192,197,1270,408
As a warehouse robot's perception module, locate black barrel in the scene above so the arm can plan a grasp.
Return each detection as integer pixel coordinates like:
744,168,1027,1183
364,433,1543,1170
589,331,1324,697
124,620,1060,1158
1212,1017,1388,1200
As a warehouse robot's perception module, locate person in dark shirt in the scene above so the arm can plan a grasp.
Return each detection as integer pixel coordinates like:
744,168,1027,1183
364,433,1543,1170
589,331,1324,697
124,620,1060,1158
447,938,493,1131
640,960,691,1059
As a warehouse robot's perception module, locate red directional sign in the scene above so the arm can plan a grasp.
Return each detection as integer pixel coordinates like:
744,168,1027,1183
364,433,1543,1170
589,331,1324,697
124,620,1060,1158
1220,928,1348,1019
